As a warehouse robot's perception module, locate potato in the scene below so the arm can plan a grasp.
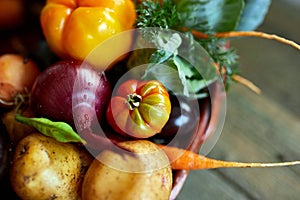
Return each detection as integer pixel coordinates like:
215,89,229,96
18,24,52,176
1,106,36,144
82,140,173,200
10,132,93,200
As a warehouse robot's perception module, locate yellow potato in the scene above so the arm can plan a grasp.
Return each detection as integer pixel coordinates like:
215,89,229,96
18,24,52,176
82,140,173,200
1,106,36,144
10,132,93,200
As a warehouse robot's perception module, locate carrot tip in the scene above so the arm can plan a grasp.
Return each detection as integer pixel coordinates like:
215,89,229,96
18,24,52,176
160,145,300,170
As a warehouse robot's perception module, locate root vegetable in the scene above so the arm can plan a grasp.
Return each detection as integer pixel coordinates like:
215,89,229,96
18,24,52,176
1,106,36,144
0,54,40,108
30,60,111,129
159,145,300,170
82,140,172,200
10,132,93,200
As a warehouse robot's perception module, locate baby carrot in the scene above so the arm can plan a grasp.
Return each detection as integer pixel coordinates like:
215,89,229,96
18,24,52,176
159,145,300,170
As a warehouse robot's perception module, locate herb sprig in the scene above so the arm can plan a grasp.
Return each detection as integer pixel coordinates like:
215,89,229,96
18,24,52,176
135,0,179,29
197,37,239,91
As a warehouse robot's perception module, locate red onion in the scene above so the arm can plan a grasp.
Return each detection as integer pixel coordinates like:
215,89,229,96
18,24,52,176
30,60,111,130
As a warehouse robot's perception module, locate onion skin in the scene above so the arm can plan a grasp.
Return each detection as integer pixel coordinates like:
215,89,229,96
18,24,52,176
30,60,111,128
0,54,40,107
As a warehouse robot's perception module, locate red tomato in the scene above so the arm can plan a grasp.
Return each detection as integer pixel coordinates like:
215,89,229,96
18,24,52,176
106,80,171,138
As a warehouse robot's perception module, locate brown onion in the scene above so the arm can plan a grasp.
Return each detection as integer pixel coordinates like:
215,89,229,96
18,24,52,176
0,54,40,107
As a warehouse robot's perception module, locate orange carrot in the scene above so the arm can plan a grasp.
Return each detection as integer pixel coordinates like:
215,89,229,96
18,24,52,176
159,145,300,170
187,30,300,51
187,30,300,94
232,74,262,94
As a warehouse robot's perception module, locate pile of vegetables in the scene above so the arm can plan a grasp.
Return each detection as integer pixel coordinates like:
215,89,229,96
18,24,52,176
0,0,300,199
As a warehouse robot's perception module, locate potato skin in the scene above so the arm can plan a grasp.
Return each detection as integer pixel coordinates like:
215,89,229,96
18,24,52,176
1,106,36,144
10,132,92,200
82,140,173,200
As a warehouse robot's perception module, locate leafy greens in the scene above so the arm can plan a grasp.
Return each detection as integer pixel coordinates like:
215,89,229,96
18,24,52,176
131,0,271,97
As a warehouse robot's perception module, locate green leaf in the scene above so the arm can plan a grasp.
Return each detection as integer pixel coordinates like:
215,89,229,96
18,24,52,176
128,29,220,98
175,0,245,33
236,0,271,31
15,114,86,144
173,56,191,96
142,58,186,96
173,55,216,98
142,53,217,98
154,32,182,54
173,56,194,78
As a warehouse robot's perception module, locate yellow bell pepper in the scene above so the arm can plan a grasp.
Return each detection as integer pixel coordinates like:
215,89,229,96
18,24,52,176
40,0,137,69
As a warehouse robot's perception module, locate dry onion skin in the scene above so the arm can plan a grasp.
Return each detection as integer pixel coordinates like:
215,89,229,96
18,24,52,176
0,54,40,107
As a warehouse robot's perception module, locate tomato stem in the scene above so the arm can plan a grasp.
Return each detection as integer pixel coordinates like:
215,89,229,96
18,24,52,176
126,93,142,110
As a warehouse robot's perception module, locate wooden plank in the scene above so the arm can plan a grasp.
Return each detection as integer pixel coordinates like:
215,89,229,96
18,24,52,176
231,37,300,117
258,0,300,43
230,0,300,117
175,1,300,199
225,85,300,160
177,84,300,199
176,170,249,200
206,84,300,199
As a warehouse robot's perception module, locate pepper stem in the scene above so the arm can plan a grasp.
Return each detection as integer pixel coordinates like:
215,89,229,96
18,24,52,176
126,93,142,110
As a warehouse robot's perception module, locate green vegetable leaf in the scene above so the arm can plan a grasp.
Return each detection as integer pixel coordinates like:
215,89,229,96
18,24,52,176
236,0,271,31
142,60,186,96
154,32,182,55
132,0,271,93
140,32,218,98
175,0,245,33
15,114,86,144
173,56,207,98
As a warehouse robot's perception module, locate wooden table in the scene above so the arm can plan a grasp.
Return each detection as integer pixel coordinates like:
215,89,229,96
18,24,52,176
177,1,300,199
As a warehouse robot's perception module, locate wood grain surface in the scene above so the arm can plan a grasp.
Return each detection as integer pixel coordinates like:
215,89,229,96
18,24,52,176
177,1,300,199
